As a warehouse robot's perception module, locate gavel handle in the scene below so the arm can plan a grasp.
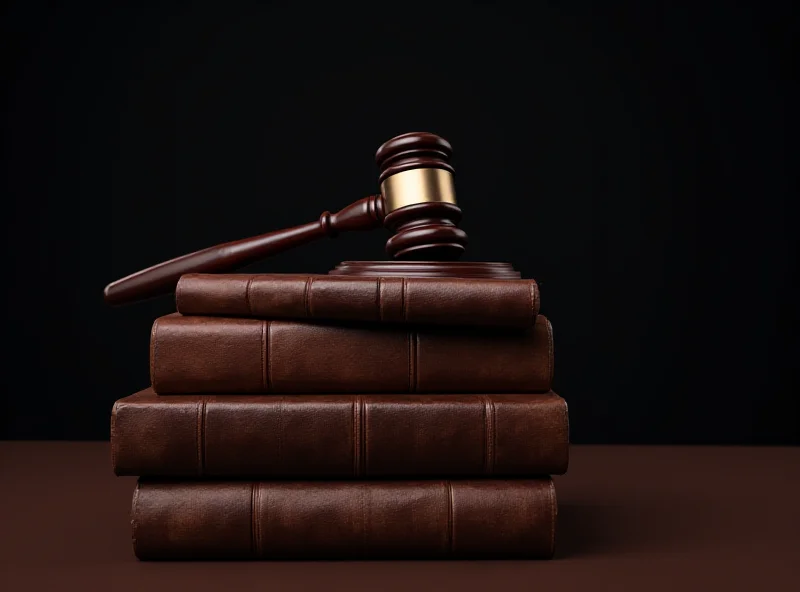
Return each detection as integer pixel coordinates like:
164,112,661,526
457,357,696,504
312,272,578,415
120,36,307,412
103,195,385,306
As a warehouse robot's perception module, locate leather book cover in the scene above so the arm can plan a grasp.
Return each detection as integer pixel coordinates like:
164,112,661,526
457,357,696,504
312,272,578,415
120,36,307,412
150,314,554,394
175,273,540,328
112,389,569,477
131,479,557,560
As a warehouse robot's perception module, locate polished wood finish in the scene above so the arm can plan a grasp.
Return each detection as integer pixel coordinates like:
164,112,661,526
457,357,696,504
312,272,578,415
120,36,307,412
103,195,384,305
375,132,454,184
329,261,521,279
376,132,467,260
103,132,472,306
383,202,467,260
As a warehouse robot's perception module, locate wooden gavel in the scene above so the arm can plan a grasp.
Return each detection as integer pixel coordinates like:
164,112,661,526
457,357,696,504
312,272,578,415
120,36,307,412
103,132,469,306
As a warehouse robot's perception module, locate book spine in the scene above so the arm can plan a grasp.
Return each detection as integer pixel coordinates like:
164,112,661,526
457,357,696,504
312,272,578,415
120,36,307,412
111,392,569,477
131,479,557,560
150,314,554,394
175,273,540,328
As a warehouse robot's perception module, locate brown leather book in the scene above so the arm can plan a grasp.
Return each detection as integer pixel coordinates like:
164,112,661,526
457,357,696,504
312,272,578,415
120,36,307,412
150,314,554,394
112,388,569,477
131,479,557,560
175,273,540,328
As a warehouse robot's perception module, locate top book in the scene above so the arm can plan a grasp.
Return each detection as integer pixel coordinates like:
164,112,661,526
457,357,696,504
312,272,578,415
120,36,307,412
176,274,540,328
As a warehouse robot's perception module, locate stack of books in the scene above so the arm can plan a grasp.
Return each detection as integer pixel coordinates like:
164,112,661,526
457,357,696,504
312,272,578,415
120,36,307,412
111,272,569,559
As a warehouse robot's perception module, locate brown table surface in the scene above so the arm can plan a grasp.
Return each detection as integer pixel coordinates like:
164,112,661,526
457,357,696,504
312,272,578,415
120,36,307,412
1,443,798,591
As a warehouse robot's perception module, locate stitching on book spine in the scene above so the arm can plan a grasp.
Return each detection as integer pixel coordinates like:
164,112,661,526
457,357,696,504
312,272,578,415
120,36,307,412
446,481,454,555
276,396,283,472
266,321,273,391
401,277,407,321
362,397,367,477
201,400,207,474
196,401,206,475
353,398,359,477
261,321,267,391
408,332,418,392
376,277,382,321
304,277,313,318
415,333,419,392
489,398,496,474
408,332,412,392
484,396,496,475
244,275,254,315
482,397,489,474
130,483,141,555
250,482,256,557
149,318,159,390
260,484,268,558
251,483,260,558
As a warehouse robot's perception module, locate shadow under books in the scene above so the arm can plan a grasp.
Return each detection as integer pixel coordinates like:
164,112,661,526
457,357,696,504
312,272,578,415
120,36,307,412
556,497,719,559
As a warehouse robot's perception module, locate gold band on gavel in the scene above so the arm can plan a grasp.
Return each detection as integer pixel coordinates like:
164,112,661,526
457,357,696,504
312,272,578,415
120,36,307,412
380,168,457,213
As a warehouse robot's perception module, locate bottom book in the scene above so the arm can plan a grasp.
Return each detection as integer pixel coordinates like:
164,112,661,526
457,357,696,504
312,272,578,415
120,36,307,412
132,479,557,560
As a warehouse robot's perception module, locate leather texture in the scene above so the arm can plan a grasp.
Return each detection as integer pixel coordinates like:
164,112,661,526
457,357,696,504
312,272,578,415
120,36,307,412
175,273,540,328
150,314,554,394
112,388,569,477
131,479,557,560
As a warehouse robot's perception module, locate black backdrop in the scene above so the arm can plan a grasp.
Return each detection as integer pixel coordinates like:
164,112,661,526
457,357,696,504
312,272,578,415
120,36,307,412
3,1,796,444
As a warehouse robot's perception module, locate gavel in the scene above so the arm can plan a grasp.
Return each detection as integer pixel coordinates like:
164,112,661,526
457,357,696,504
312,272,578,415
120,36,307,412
103,132,470,306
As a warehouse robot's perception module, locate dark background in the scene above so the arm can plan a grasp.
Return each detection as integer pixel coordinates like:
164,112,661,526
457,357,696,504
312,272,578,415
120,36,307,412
3,1,796,444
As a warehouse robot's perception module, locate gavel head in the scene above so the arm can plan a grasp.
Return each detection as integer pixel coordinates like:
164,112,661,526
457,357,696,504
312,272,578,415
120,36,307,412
375,132,468,260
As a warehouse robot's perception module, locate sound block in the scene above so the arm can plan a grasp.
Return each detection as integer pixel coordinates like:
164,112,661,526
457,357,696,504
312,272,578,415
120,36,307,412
329,261,521,279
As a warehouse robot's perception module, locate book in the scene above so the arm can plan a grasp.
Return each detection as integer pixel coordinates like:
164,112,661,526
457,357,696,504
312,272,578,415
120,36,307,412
150,314,554,394
131,479,557,560
112,388,569,477
175,273,540,328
